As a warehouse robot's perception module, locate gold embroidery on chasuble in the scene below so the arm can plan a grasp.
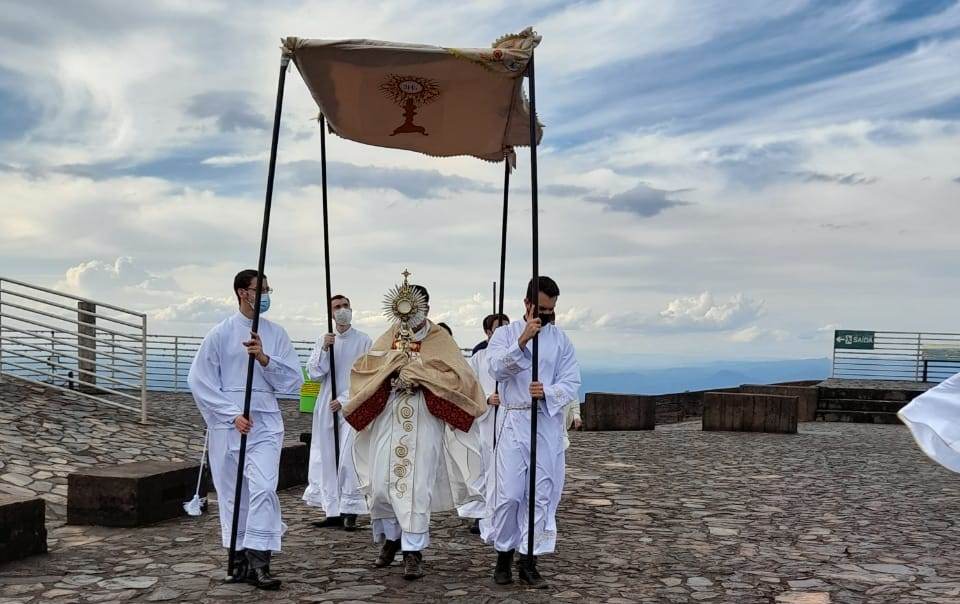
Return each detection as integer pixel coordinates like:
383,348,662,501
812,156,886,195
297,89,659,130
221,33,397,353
392,392,416,498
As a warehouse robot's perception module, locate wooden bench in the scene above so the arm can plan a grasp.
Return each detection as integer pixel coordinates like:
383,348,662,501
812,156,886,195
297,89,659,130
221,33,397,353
582,393,655,431
68,460,210,527
738,384,818,422
702,392,798,434
67,442,309,527
0,495,47,563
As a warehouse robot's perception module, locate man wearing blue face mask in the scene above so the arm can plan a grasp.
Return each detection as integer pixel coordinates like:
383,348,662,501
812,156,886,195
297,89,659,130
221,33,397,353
188,269,303,590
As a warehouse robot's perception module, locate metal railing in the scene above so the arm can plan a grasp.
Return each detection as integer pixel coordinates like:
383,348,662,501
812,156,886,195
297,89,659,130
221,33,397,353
145,334,315,395
145,334,474,394
0,276,148,422
831,330,960,383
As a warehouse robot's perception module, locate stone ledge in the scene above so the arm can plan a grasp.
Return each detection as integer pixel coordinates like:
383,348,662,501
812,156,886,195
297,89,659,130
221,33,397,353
0,495,47,562
583,393,655,431
702,392,798,434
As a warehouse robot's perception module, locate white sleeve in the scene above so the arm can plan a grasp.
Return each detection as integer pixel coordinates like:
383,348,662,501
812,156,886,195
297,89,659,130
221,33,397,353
261,328,305,395
542,334,582,418
488,327,532,381
306,337,330,381
187,331,240,425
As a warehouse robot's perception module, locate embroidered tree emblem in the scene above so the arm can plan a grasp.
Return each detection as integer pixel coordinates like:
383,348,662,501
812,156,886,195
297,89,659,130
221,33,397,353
379,74,440,136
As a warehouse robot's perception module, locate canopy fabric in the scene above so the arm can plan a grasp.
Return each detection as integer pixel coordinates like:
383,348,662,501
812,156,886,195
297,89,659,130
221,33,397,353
282,28,542,163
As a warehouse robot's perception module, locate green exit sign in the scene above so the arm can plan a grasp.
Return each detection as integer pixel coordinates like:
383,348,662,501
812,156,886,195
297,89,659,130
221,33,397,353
834,330,875,350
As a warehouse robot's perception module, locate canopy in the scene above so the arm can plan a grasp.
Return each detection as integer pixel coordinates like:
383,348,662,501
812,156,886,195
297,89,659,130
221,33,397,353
282,27,543,163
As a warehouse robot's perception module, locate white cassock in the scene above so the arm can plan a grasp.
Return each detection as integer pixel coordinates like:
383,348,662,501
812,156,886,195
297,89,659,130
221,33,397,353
458,345,496,520
351,322,483,552
302,326,372,516
899,372,960,473
545,400,581,541
484,320,581,556
188,312,303,553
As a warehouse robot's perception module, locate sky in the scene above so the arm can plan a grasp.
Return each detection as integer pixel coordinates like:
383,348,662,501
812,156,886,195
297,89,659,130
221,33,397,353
1,0,959,370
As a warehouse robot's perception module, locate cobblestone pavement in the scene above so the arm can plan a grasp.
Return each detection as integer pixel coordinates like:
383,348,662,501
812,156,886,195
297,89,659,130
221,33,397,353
2,377,960,603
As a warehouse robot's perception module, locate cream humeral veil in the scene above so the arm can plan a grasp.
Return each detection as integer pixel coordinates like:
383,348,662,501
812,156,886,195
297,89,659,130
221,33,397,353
344,321,486,431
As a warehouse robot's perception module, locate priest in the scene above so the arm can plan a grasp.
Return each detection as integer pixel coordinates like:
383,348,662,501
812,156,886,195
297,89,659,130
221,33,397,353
343,275,486,580
303,294,372,531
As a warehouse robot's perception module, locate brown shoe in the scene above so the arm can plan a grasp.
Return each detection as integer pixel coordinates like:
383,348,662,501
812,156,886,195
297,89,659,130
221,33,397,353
402,551,424,580
375,539,401,567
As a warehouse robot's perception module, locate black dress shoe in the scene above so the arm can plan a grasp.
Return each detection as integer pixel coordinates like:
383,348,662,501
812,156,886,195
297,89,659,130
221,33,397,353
469,518,481,535
402,551,425,580
493,549,514,585
224,554,248,584
374,539,401,567
247,566,281,590
517,554,548,589
343,514,358,532
311,515,344,528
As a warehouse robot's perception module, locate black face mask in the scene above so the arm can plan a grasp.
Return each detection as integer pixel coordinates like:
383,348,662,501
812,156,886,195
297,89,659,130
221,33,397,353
538,312,555,325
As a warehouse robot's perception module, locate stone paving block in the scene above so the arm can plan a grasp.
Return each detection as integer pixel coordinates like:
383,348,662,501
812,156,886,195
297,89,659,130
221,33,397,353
67,460,209,527
583,392,655,430
0,495,47,562
702,392,798,434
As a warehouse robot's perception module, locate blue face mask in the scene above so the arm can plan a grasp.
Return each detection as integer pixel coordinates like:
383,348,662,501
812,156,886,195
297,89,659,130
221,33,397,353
258,294,271,314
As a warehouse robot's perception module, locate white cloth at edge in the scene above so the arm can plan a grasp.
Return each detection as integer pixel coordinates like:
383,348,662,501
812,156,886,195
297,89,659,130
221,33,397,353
898,371,960,473
302,327,373,516
458,346,497,519
187,312,303,552
483,319,581,556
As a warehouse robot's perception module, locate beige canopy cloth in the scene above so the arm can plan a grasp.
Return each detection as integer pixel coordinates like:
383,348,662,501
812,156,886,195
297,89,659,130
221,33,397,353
282,28,543,162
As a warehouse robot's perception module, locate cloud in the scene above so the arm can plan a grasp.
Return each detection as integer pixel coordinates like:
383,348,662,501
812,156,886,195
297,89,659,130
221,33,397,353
283,160,497,199
790,171,877,185
185,91,269,132
153,295,236,322
586,183,692,218
953,176,960,184
594,292,765,334
729,326,789,343
59,257,179,296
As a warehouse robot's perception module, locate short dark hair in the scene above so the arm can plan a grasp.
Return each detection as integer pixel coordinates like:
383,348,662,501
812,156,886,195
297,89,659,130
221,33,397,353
437,321,452,336
482,313,510,332
331,294,350,305
234,269,265,306
525,276,559,302
411,284,429,304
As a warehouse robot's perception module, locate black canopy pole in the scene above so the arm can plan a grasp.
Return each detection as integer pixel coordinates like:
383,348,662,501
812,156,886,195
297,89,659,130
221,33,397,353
494,159,510,449
525,53,540,569
319,115,342,473
227,53,289,577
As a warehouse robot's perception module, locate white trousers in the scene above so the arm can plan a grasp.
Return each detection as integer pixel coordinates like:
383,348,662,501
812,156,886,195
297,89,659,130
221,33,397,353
488,406,563,555
207,411,285,552
372,517,430,551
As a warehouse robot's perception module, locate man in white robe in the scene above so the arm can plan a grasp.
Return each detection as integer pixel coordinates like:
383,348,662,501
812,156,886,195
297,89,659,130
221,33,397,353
485,276,581,588
458,313,510,535
899,371,960,472
343,284,487,581
303,294,372,530
188,270,303,590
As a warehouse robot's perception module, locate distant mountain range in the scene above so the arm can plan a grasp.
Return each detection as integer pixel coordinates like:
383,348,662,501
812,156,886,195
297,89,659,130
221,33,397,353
582,358,831,396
